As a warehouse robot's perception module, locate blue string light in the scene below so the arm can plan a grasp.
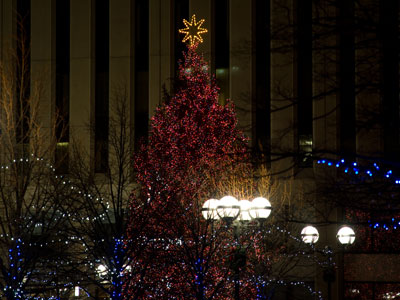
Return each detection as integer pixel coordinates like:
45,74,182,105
110,237,126,300
317,157,400,230
316,158,400,184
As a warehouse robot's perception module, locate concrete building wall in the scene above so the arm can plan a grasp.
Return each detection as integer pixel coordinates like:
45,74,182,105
31,0,55,142
109,0,134,171
0,0,14,63
70,0,94,166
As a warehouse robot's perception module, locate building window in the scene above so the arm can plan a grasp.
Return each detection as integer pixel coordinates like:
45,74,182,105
134,0,149,150
214,0,229,104
252,0,271,160
55,0,70,174
338,1,355,159
173,0,188,77
296,0,312,166
380,1,399,161
94,0,109,173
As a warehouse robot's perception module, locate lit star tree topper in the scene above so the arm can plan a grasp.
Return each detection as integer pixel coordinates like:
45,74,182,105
178,14,208,46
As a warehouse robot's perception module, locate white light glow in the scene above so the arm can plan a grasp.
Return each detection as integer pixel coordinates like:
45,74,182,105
237,200,251,221
336,226,355,245
97,264,107,276
202,199,220,220
301,226,319,244
74,286,79,297
248,197,272,220
216,196,240,220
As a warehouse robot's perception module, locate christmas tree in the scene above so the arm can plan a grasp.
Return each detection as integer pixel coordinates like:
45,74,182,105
126,15,248,299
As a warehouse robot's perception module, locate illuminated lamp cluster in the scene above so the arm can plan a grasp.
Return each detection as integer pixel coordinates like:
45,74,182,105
202,196,272,222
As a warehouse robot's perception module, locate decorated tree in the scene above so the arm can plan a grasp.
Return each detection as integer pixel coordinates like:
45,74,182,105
126,15,249,299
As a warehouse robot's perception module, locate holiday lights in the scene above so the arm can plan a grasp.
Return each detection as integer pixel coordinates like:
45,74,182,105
317,157,400,229
179,14,208,46
127,37,249,298
0,152,77,299
254,278,323,300
0,153,126,299
316,158,400,183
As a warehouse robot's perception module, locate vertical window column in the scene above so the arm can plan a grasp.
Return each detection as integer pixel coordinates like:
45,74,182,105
134,0,149,149
94,0,109,173
174,0,188,78
55,0,70,173
296,0,312,166
214,0,229,104
381,1,399,160
252,0,271,159
338,1,355,159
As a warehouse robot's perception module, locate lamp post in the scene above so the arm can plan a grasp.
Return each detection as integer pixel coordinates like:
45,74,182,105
202,196,272,300
301,225,355,300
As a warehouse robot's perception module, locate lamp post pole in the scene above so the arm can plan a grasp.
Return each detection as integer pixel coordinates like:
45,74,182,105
233,223,241,300
202,196,272,300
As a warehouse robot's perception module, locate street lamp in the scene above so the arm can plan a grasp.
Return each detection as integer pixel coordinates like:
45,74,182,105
203,196,272,223
301,225,355,300
202,196,272,300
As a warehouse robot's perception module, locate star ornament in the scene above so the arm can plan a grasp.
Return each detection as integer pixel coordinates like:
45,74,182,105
179,14,208,46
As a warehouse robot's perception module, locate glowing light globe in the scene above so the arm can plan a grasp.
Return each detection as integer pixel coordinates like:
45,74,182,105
336,226,355,245
237,200,251,221
202,199,220,220
301,226,319,244
249,197,272,220
216,196,240,220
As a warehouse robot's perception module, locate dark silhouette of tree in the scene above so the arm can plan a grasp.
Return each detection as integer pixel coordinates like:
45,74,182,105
0,23,73,299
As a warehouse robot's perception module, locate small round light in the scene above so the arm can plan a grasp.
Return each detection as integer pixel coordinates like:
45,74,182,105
202,199,220,220
337,226,355,245
301,226,319,244
216,196,240,220
97,264,107,277
249,197,272,220
237,200,251,221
